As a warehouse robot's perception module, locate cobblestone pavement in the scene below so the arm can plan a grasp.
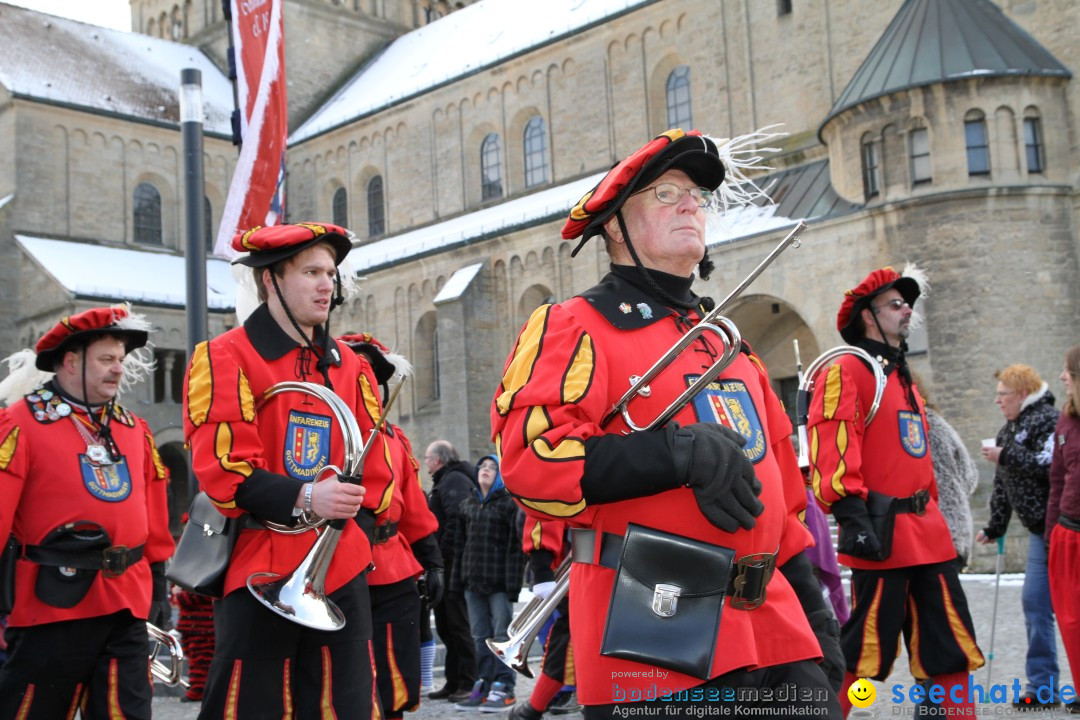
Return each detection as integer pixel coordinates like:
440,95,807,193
151,574,1074,719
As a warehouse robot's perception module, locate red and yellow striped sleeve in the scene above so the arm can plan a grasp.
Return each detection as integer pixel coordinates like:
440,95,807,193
807,361,868,508
491,303,608,522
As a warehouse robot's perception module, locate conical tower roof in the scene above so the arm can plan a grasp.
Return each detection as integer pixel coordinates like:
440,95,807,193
821,0,1070,133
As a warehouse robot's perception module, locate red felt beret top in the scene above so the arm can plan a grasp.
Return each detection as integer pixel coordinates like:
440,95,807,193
35,305,148,371
338,332,395,384
837,267,921,344
561,129,726,256
231,222,353,268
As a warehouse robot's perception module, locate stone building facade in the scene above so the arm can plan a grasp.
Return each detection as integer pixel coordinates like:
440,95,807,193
1,0,1077,568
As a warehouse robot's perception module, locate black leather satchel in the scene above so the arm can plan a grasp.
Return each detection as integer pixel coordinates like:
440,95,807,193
600,524,735,679
165,492,241,598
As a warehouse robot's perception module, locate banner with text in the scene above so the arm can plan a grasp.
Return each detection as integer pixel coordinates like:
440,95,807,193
214,0,287,259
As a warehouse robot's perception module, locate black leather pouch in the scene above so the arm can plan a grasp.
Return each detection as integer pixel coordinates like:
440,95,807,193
600,524,734,679
166,492,240,598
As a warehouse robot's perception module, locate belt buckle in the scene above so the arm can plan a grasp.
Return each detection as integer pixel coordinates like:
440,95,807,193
102,545,129,578
912,490,929,516
652,583,682,617
730,552,775,610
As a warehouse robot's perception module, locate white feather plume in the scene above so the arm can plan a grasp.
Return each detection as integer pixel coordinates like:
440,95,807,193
705,125,786,212
901,262,930,330
0,350,51,407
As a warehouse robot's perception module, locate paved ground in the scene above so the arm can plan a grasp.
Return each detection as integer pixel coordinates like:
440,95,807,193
151,574,1075,719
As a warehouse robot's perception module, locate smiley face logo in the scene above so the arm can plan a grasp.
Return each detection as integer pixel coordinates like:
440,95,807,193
847,678,876,708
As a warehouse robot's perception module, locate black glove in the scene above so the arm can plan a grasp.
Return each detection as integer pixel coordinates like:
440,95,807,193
807,609,844,692
668,422,763,533
419,567,444,608
831,496,882,559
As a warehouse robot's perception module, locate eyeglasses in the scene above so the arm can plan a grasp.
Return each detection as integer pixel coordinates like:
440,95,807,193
994,390,1016,399
635,183,713,208
873,299,911,313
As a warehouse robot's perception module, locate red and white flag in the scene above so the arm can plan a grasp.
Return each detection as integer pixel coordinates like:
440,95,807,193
214,0,288,259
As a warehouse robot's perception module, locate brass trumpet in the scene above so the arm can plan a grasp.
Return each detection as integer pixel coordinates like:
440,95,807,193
602,221,806,431
486,557,570,678
793,340,887,469
147,622,189,688
245,378,403,631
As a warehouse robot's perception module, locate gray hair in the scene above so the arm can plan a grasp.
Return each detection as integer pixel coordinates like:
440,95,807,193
427,439,460,465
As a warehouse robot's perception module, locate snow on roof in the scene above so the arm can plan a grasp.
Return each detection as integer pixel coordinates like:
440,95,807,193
0,3,233,135
433,263,484,304
349,160,857,274
16,236,238,310
291,0,654,143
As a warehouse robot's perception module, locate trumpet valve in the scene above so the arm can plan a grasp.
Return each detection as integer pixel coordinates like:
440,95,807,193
628,375,651,398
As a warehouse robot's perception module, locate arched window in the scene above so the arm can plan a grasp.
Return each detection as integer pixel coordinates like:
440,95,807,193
1024,112,1044,174
133,182,162,245
170,6,183,40
367,176,385,237
158,12,168,38
413,311,439,406
204,196,213,253
481,134,502,201
964,111,990,176
332,187,348,228
860,133,881,200
523,116,548,188
666,65,692,130
909,127,931,185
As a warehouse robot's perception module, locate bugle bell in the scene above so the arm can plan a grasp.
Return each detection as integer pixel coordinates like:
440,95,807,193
487,556,570,677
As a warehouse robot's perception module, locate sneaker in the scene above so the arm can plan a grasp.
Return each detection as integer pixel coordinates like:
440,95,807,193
455,680,488,711
548,691,581,716
479,682,515,713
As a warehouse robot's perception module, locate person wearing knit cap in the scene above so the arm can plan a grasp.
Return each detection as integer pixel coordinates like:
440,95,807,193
338,332,444,720
808,266,984,716
492,129,841,717
0,304,175,719
181,222,394,719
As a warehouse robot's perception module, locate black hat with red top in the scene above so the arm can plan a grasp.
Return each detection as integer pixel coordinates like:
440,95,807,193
231,222,354,268
836,267,921,344
35,305,150,372
562,129,726,257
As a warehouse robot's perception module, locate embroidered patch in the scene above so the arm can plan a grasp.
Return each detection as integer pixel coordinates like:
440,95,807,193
283,410,332,480
80,456,132,502
898,411,927,457
688,376,767,463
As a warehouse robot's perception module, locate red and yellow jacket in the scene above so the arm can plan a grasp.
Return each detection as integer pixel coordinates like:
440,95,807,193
807,347,954,569
491,273,819,703
366,424,439,586
0,386,174,627
182,305,393,597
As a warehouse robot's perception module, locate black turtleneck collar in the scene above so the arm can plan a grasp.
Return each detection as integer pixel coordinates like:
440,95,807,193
578,265,711,330
244,303,342,366
853,337,903,377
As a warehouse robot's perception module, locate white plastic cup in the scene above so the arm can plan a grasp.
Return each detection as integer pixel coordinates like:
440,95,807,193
982,438,996,449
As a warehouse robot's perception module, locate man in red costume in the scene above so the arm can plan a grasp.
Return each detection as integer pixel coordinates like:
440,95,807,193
182,222,393,718
339,333,444,719
808,267,984,716
0,304,174,719
492,129,841,718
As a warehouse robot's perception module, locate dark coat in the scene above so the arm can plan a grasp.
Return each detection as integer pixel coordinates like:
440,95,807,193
985,385,1060,538
427,460,475,583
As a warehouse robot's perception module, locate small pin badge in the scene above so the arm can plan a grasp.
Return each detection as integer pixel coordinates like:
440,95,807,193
618,303,632,314
636,303,653,320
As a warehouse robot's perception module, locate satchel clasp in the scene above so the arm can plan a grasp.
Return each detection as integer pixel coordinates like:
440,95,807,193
651,583,682,617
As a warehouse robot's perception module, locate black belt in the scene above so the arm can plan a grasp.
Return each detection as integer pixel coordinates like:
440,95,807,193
894,489,931,516
1059,513,1080,532
569,529,775,611
26,543,144,578
372,522,398,545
